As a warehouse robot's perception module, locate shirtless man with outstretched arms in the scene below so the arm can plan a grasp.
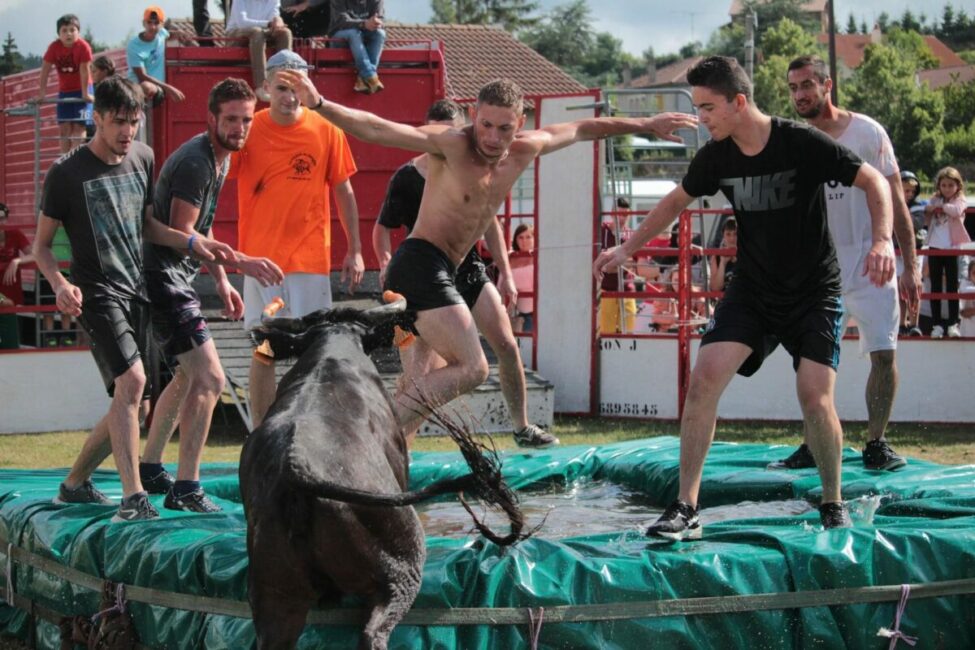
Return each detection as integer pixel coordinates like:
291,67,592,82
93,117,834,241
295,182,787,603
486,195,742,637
280,71,697,443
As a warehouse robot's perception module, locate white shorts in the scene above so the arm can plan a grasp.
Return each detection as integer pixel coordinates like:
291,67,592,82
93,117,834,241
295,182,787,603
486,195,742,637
243,273,333,330
841,280,899,356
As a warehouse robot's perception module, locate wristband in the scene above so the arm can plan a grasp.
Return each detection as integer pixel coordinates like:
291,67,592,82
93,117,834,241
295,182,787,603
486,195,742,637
313,95,324,110
187,234,197,253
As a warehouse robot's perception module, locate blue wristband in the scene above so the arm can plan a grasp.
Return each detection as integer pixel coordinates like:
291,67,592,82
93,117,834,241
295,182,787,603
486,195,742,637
187,234,196,253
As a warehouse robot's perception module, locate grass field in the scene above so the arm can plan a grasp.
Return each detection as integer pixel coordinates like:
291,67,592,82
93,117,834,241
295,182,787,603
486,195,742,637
1,412,971,468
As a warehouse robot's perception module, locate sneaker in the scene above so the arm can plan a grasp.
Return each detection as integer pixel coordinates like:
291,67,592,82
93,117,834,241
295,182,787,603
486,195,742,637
513,424,560,448
645,500,702,540
931,324,944,339
947,324,961,338
164,488,221,513
111,492,159,523
141,468,176,495
54,480,114,506
818,501,852,529
862,439,907,471
767,443,817,470
908,326,922,337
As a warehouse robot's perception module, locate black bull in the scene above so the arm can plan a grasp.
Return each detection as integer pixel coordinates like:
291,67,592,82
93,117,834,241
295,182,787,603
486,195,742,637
240,302,525,649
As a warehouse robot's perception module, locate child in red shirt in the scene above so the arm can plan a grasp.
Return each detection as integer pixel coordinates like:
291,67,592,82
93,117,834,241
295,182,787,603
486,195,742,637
36,14,93,153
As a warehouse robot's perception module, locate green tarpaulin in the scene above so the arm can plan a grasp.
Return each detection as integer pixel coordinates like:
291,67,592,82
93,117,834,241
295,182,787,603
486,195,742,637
2,437,974,648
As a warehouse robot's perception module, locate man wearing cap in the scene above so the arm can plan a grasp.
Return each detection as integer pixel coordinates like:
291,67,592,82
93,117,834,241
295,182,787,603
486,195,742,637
225,0,293,103
127,5,185,106
230,50,364,428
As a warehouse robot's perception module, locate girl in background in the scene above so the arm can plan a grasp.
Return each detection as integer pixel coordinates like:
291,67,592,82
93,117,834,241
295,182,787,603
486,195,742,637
509,224,535,332
924,166,969,338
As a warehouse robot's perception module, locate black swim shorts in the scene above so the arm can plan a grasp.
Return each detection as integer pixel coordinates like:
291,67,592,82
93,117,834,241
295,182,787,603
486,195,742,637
701,280,844,377
455,249,492,310
146,269,212,368
78,291,153,399
384,238,465,312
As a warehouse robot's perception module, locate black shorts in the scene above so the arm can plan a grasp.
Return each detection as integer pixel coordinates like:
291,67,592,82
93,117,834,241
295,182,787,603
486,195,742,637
384,238,465,312
456,249,491,309
701,281,844,377
146,270,212,368
78,292,152,398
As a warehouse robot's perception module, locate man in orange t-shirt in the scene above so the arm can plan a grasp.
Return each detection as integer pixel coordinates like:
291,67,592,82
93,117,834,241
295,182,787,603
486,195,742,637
230,49,364,428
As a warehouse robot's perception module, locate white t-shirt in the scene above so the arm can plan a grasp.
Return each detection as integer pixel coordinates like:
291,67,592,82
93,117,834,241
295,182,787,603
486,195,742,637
826,113,898,292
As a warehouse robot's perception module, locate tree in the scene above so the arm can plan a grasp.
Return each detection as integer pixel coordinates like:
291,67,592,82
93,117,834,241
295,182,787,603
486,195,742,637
846,41,945,173
0,32,22,78
939,77,975,133
520,0,593,69
430,0,539,32
752,17,821,118
845,13,858,35
82,27,112,53
895,9,922,33
877,12,890,32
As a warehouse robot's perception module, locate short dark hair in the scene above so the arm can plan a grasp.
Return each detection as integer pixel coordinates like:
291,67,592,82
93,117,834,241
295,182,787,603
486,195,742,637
56,14,81,33
787,55,829,83
94,76,144,118
0,202,8,218
511,223,533,251
426,99,463,123
616,197,631,209
477,79,524,115
92,55,115,76
208,77,256,116
687,56,752,102
722,217,737,232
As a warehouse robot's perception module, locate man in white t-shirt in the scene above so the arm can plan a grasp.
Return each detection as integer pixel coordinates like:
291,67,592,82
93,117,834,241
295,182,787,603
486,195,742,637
769,55,922,472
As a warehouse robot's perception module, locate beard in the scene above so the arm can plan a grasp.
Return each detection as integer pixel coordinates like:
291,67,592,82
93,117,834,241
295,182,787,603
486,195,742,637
795,99,824,119
216,131,245,151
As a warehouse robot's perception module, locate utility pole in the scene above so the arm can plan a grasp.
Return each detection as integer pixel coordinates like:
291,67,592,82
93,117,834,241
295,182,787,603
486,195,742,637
745,9,757,81
828,0,838,104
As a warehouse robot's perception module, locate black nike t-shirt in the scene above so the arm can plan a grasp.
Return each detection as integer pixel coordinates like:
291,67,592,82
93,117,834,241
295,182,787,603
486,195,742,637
682,117,863,308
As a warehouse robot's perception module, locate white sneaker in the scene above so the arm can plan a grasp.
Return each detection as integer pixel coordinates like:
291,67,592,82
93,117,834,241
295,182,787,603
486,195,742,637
947,324,961,338
931,325,944,339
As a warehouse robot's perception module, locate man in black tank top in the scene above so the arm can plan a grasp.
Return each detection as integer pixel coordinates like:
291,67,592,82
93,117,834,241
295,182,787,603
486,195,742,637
594,57,897,539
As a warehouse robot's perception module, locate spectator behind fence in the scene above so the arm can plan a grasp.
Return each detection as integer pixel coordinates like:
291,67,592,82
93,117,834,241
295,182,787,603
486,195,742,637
923,166,969,338
599,197,637,334
36,14,93,154
226,0,294,103
509,224,535,333
0,202,34,309
328,0,385,94
960,261,975,337
282,0,332,37
707,217,737,292
127,6,186,107
898,169,926,335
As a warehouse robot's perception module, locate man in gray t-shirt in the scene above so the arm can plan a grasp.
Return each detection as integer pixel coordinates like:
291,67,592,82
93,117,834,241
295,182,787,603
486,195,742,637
138,78,282,514
33,76,235,523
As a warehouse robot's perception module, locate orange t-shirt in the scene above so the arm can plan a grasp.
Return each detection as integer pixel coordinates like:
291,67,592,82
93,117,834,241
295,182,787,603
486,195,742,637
230,108,357,274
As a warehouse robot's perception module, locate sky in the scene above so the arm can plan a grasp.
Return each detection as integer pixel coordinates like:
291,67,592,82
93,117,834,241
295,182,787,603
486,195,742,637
1,0,970,59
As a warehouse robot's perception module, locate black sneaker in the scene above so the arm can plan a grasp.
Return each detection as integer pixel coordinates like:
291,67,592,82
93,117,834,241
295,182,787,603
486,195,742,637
819,501,852,529
767,443,817,470
164,488,221,513
645,500,702,540
141,468,176,495
862,439,907,471
111,492,159,523
513,424,560,448
53,480,114,506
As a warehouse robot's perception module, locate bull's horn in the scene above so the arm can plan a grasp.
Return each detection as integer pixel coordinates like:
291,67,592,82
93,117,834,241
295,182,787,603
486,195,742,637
364,291,407,318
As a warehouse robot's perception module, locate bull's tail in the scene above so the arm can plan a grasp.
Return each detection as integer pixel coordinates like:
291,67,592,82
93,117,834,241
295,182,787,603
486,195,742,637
289,472,484,507
421,406,528,547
